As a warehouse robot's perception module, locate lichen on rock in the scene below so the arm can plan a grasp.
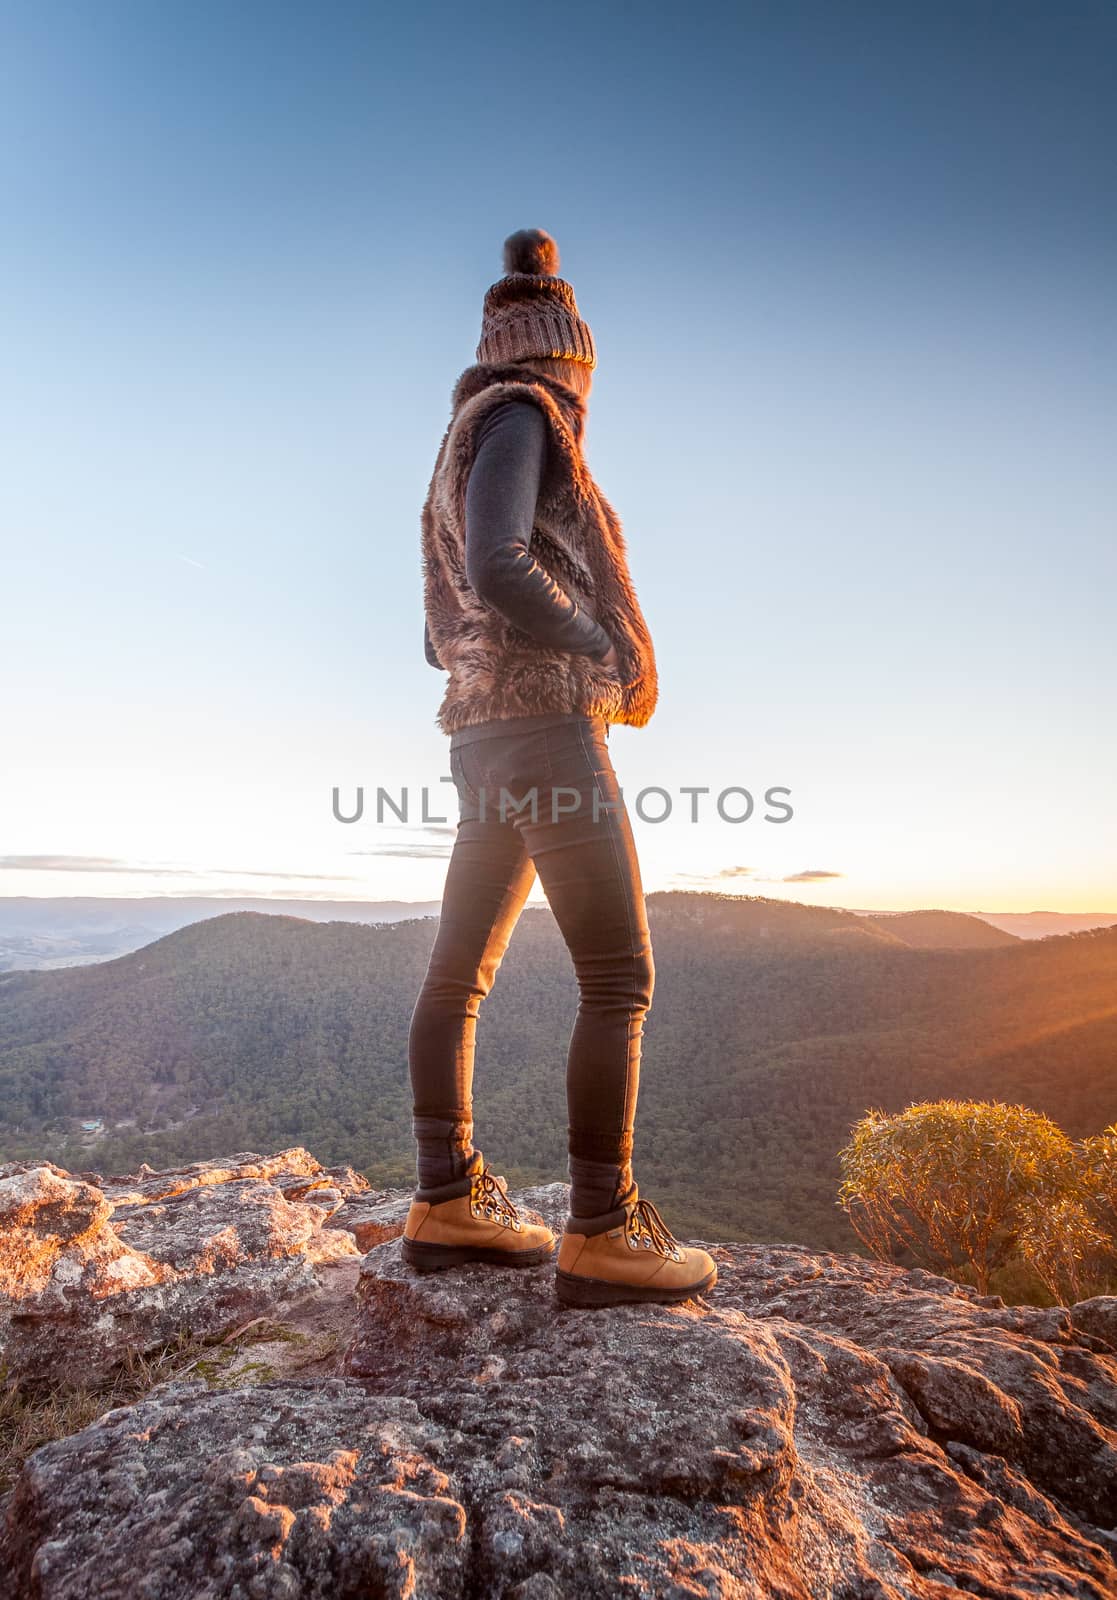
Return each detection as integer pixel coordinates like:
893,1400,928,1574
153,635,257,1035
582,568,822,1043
2,1153,1116,1598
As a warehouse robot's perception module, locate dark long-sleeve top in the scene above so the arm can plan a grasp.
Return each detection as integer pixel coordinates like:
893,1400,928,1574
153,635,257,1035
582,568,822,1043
424,400,614,669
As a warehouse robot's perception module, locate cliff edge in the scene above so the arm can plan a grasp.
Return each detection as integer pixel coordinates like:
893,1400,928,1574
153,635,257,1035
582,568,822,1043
1,1149,1115,1598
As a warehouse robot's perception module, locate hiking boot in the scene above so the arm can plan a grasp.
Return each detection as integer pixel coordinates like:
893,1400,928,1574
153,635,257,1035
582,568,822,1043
401,1149,556,1272
555,1180,717,1307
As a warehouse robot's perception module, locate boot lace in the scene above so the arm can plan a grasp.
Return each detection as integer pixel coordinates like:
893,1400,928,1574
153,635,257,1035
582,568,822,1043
625,1196,683,1262
469,1167,523,1232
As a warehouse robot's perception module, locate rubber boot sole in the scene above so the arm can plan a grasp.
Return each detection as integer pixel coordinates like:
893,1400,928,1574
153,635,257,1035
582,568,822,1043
400,1235,556,1273
555,1263,717,1308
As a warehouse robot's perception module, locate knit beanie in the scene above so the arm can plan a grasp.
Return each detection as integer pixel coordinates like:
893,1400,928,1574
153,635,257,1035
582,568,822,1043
476,228,597,369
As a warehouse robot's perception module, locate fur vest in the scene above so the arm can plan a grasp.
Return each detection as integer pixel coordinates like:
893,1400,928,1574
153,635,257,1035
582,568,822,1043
420,361,659,735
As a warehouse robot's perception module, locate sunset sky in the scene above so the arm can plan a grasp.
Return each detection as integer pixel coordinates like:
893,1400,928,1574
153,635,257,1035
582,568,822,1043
3,1,1114,912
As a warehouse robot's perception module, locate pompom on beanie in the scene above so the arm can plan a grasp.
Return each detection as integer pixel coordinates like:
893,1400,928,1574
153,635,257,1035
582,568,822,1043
476,228,597,369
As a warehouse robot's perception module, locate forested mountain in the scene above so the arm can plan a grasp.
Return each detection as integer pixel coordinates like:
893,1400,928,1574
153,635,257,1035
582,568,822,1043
6,896,1109,973
858,909,1018,948
1,892,1114,1249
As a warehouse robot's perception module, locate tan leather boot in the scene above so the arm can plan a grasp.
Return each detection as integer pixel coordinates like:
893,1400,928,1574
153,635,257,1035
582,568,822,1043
401,1149,556,1272
555,1181,717,1307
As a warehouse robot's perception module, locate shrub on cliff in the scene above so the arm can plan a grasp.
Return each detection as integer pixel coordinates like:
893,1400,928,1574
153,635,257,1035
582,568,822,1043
836,1098,1115,1300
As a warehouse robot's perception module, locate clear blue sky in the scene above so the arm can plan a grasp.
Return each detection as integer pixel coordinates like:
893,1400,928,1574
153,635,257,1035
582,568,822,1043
3,1,1114,910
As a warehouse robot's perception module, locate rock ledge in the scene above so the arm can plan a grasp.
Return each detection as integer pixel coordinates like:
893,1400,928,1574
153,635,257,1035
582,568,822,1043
2,1154,1115,1598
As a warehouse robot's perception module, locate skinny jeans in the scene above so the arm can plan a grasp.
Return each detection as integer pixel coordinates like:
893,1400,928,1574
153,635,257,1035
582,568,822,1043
406,711,655,1164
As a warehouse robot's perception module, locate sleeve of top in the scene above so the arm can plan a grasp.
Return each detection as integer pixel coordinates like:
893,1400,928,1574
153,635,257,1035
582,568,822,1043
424,618,444,669
463,400,615,660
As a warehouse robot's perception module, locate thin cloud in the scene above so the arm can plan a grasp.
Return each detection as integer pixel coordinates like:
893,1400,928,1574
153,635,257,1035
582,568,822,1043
0,855,153,873
208,868,360,881
175,553,207,570
350,826,457,840
347,825,457,857
350,844,454,860
665,864,844,889
0,855,357,882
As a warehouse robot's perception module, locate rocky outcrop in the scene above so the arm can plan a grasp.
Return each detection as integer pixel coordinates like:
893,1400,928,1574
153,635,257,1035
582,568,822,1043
0,1149,366,1387
2,1156,1116,1598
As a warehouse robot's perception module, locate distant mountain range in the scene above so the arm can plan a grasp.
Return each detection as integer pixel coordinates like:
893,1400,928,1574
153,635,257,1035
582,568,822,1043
2,894,1114,972
2,892,1114,1249
850,908,1117,941
0,896,441,971
963,911,1117,940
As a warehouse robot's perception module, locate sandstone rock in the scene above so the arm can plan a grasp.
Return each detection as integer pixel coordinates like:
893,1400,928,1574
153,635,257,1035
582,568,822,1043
0,1164,129,1300
337,1200,1117,1596
3,1159,1116,1598
325,1193,410,1250
714,1240,1117,1533
1071,1297,1117,1350
0,1152,361,1387
98,1147,366,1208
2,1381,467,1600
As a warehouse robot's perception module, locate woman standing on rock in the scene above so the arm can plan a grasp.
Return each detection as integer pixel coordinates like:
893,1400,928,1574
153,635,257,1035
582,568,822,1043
403,228,716,1308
